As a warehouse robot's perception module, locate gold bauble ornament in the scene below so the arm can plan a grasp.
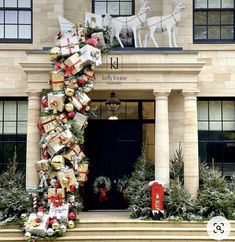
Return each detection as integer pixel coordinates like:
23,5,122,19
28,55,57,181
65,102,74,112
52,221,60,230
50,47,61,61
68,220,75,229
51,155,65,170
65,88,75,97
20,213,27,221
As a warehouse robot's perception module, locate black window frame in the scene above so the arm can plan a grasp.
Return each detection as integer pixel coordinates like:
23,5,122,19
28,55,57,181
0,0,33,43
193,0,235,43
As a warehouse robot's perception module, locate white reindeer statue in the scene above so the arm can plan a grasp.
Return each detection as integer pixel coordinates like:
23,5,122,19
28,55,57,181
103,0,151,48
144,0,185,48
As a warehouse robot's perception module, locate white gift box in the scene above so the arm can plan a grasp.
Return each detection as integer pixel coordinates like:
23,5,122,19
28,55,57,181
91,32,105,46
80,44,102,66
49,203,69,224
60,36,80,56
26,213,49,237
72,112,88,131
48,93,65,114
85,12,102,28
71,92,90,111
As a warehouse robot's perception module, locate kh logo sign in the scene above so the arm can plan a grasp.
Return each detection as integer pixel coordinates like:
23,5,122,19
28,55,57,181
110,57,119,70
207,216,231,240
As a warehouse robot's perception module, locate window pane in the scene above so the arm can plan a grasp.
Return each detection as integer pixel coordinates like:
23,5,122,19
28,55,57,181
126,102,138,119
4,122,16,134
223,101,235,120
195,0,207,8
0,25,3,38
19,11,31,24
194,26,207,39
5,25,17,38
18,122,27,134
4,101,16,120
5,10,17,24
221,11,234,24
108,2,119,15
18,0,31,8
0,11,3,23
198,101,208,120
143,102,154,119
5,0,17,7
120,2,132,15
208,0,220,8
221,26,234,39
0,0,3,7
94,2,106,15
223,122,235,131
198,121,209,130
0,101,2,121
210,121,222,130
19,25,31,38
209,101,221,120
194,11,207,25
0,122,2,134
222,0,234,8
208,26,220,39
208,11,220,25
18,101,28,121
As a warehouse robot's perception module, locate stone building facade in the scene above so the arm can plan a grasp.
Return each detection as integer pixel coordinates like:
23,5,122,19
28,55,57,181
0,0,235,204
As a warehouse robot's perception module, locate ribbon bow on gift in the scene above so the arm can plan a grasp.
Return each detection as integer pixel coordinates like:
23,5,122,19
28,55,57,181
50,194,64,207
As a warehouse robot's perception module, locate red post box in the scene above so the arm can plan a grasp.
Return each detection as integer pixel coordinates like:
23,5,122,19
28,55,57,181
149,181,165,220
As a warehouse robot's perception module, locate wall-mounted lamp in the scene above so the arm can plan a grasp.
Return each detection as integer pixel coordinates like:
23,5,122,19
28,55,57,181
105,91,121,120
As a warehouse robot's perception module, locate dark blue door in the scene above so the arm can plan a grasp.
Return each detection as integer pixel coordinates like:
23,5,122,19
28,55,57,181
84,120,142,210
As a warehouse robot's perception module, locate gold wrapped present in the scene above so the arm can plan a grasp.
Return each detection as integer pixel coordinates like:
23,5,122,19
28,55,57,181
57,169,77,191
63,144,85,161
77,163,89,182
48,188,65,204
80,44,101,66
51,155,65,171
49,71,64,91
35,159,49,173
48,93,65,114
60,35,80,56
40,115,58,133
71,92,90,111
64,53,84,76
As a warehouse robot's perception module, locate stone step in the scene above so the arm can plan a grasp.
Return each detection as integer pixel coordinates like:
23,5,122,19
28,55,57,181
0,235,235,242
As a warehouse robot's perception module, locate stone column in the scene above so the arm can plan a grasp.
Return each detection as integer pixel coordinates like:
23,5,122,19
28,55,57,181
154,90,170,185
26,91,41,189
182,91,199,198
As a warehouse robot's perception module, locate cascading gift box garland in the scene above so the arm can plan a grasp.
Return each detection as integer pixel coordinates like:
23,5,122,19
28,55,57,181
22,18,114,241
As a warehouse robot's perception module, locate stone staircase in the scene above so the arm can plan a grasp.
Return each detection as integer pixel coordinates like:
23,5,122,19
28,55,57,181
0,212,235,242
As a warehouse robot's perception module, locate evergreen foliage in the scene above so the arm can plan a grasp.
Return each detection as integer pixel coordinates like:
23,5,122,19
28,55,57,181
126,150,154,219
0,149,31,225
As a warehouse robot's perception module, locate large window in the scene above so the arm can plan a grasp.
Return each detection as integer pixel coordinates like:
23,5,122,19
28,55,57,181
0,0,32,43
198,99,235,176
92,0,134,16
193,0,235,43
0,98,28,172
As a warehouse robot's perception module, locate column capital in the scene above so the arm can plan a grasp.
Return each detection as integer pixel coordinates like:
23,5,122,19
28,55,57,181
26,90,41,99
153,89,171,99
182,90,200,99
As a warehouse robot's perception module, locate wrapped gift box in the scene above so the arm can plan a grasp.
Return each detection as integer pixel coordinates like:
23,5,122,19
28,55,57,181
35,159,49,173
26,214,49,237
80,44,101,66
72,112,88,131
78,163,89,182
49,203,69,224
49,71,64,91
59,128,77,146
56,113,68,124
48,93,65,114
40,115,59,133
64,53,84,76
63,144,85,162
60,35,80,56
46,133,65,157
71,92,90,111
64,78,78,89
57,169,77,190
77,26,86,43
91,32,105,46
48,187,65,204
85,12,102,28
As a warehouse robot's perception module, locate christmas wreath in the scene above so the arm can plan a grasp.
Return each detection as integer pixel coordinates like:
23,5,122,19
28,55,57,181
93,176,111,202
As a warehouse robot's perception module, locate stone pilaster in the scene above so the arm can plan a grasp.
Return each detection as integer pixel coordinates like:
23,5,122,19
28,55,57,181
154,90,170,185
26,91,41,189
182,91,199,198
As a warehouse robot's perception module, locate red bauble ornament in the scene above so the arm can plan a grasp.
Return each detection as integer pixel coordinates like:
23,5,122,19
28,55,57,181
38,206,45,212
79,79,87,85
54,182,60,189
49,218,57,226
41,100,48,108
68,212,76,220
69,185,75,193
42,152,49,159
36,217,41,223
67,111,75,119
